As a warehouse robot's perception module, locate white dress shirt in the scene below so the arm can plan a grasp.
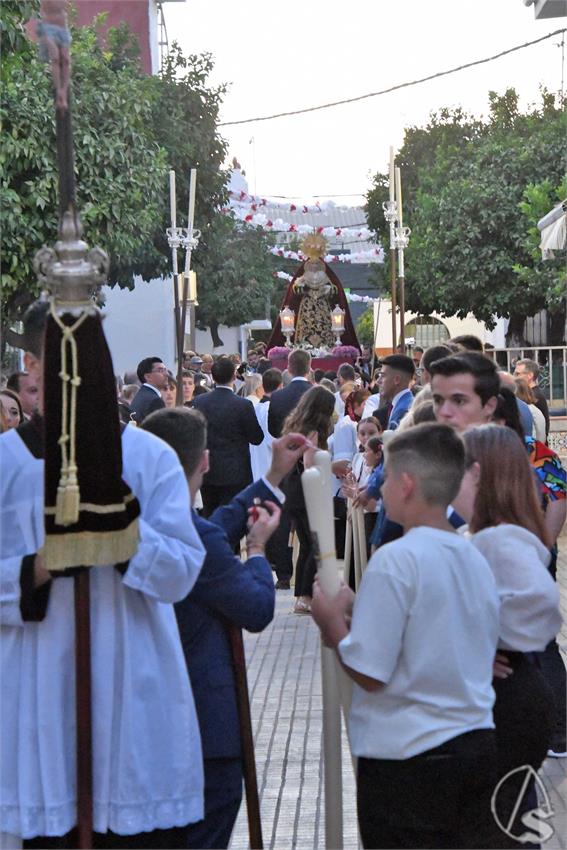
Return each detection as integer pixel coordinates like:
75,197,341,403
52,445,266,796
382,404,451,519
339,527,499,760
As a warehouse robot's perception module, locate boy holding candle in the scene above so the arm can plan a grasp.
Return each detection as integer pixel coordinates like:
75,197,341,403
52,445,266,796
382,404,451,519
311,423,500,849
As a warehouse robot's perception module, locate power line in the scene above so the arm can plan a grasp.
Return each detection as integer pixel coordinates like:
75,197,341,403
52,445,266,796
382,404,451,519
219,28,566,127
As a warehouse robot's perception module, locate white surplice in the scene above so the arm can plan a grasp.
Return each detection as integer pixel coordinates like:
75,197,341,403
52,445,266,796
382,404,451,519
0,424,206,839
249,401,273,481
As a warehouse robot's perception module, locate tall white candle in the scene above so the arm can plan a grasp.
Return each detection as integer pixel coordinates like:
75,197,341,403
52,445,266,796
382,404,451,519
395,166,403,227
187,168,197,234
302,451,341,597
389,146,395,203
169,170,177,229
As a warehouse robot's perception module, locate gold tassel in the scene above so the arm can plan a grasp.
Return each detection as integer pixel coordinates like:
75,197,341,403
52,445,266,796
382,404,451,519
50,301,88,527
60,464,80,525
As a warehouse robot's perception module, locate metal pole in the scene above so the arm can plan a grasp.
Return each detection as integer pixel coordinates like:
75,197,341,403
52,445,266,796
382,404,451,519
177,272,189,404
389,244,397,353
398,253,406,354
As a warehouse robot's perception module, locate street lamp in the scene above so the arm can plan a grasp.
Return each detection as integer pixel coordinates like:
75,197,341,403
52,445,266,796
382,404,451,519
331,305,345,345
280,306,295,347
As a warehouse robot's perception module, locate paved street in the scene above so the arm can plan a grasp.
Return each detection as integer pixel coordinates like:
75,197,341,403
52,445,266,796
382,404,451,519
230,546,567,850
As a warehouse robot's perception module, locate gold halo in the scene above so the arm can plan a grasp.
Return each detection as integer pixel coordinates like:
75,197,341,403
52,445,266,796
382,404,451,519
300,233,328,260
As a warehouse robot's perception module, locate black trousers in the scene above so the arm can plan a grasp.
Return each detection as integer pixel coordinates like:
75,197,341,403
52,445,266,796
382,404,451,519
357,729,496,849
266,505,293,581
23,826,187,849
290,508,317,598
491,652,555,849
185,757,242,850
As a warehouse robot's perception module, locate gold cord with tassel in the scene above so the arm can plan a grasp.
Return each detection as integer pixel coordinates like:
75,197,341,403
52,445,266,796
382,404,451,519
49,300,89,526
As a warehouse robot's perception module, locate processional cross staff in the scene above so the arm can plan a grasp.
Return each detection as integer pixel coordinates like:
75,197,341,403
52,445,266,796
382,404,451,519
35,4,141,847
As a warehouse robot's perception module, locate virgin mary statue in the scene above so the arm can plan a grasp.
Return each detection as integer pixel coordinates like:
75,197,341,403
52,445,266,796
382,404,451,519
267,234,359,351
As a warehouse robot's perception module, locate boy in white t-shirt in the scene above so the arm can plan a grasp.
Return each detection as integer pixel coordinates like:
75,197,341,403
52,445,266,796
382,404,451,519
311,422,500,849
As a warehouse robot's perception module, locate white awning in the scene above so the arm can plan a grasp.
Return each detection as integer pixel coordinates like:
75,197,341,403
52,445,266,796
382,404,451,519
538,203,567,260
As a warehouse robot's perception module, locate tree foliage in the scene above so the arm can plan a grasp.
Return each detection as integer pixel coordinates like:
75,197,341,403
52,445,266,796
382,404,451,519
356,307,375,347
366,90,566,342
1,8,276,345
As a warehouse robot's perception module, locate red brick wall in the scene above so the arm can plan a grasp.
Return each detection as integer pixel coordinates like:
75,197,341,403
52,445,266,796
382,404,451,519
28,0,153,74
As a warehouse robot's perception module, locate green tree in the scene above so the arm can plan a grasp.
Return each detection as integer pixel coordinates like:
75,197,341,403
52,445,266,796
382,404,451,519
195,217,279,346
356,307,375,347
365,90,566,342
1,14,167,323
1,9,277,347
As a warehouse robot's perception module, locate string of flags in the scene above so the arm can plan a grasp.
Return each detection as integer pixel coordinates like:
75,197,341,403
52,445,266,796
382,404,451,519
224,206,374,241
270,246,384,264
229,189,339,213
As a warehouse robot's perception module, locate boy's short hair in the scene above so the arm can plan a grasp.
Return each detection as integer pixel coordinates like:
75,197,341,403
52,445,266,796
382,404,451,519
142,407,207,479
380,354,416,377
211,357,236,385
386,422,465,506
421,345,452,374
428,352,499,405
450,334,484,352
262,368,282,394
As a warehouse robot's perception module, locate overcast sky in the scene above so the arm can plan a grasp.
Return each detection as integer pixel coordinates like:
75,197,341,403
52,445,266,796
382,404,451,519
163,0,565,204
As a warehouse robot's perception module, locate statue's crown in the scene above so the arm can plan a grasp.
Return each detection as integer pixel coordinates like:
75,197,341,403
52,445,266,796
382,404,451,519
300,233,328,260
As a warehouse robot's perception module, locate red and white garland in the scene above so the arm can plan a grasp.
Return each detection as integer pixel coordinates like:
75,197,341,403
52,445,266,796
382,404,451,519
229,189,334,214
224,206,374,241
270,246,384,264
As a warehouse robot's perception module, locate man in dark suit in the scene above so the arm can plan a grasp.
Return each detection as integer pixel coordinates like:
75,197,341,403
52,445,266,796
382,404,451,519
129,356,168,424
192,356,264,515
142,407,309,849
267,349,312,438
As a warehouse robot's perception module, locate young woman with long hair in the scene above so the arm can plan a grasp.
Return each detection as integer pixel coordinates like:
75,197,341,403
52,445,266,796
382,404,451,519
454,424,560,848
282,386,336,614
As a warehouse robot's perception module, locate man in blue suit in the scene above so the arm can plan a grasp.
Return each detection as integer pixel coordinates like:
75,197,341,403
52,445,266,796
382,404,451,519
142,408,309,849
378,354,416,430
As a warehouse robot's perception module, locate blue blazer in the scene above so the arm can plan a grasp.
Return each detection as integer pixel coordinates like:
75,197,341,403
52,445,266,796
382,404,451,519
175,479,277,760
388,389,413,430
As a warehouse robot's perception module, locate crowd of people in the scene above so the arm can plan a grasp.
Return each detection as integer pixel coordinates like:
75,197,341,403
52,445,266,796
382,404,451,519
1,308,566,849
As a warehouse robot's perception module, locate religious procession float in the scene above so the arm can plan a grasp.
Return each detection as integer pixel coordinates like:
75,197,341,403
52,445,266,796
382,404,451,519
266,234,361,370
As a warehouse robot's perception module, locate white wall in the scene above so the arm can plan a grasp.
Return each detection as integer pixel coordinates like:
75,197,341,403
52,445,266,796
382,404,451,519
373,299,508,349
100,276,243,376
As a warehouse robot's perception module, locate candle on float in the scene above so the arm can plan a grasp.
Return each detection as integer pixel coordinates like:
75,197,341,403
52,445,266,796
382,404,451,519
389,146,395,203
302,451,341,597
187,168,197,234
169,170,177,229
395,166,403,227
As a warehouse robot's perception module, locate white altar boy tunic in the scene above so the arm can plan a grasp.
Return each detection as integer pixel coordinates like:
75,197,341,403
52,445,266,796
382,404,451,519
0,424,206,840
